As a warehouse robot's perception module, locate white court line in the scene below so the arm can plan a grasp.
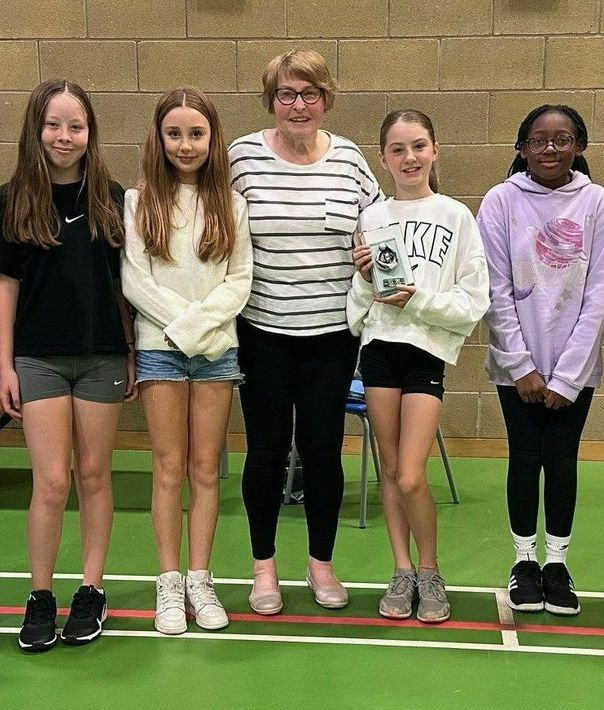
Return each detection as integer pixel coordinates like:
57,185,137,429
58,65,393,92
495,589,519,648
1,625,603,657
1,573,603,598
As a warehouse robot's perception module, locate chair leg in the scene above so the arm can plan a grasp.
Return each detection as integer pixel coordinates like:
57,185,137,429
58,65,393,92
283,436,297,504
436,427,459,504
219,442,229,480
359,415,370,528
368,429,381,482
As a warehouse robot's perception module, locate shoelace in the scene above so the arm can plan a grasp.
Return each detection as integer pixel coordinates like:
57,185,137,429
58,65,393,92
158,579,185,609
417,573,447,602
26,595,54,624
188,578,220,608
544,567,573,592
514,563,541,586
70,588,99,619
388,572,416,596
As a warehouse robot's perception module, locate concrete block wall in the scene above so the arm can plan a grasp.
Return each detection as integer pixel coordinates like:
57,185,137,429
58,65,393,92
1,0,603,441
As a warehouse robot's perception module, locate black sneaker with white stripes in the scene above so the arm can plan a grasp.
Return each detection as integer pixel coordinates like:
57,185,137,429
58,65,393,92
542,563,581,616
61,585,107,645
507,560,544,612
18,590,58,652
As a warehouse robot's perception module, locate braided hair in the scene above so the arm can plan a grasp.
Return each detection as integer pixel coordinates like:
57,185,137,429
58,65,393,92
507,104,591,179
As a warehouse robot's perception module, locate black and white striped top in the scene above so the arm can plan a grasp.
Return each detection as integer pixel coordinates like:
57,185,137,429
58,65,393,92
229,131,383,336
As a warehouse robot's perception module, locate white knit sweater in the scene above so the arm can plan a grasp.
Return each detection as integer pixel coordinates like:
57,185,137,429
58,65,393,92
121,185,252,360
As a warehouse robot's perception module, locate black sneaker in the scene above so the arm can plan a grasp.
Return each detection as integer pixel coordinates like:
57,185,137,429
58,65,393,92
542,563,581,616
507,560,544,611
18,590,57,652
61,585,107,645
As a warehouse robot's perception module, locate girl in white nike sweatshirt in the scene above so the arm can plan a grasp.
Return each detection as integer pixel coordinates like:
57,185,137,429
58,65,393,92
347,109,489,623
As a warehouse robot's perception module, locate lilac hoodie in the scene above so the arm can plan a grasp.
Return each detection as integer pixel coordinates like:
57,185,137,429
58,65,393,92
477,171,604,402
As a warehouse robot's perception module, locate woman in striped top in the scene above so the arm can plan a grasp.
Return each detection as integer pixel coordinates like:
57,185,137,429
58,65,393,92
229,49,382,615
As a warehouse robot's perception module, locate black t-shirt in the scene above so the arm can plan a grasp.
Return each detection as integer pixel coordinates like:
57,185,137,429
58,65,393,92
0,180,128,357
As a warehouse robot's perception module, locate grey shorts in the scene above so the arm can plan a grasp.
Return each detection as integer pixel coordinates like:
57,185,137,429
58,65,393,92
15,354,128,404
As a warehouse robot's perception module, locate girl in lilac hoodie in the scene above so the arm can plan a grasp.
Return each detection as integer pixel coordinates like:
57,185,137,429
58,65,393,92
477,105,604,617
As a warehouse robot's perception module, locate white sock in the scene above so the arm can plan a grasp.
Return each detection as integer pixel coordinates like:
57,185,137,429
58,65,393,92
544,532,571,565
511,531,538,563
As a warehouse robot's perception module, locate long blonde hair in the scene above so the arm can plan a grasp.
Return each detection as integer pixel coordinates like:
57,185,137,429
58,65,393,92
136,87,235,262
2,79,124,248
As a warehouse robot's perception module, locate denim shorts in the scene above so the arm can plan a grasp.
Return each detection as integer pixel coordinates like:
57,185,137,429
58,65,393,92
136,348,243,384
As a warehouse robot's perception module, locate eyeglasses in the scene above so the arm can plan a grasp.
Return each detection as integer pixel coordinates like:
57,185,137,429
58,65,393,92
523,135,576,154
275,87,323,106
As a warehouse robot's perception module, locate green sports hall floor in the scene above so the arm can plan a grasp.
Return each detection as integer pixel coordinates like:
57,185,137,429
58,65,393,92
1,448,603,709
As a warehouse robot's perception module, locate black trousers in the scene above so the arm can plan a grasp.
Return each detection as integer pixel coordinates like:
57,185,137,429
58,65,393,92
237,318,359,561
497,385,594,538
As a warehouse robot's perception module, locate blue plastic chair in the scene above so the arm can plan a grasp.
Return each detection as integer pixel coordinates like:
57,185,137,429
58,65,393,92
281,381,381,512
284,380,459,527
347,380,381,528
348,378,459,528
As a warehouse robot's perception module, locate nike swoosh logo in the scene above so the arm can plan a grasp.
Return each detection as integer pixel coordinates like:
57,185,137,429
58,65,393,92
113,380,125,386
430,381,441,385
65,215,84,224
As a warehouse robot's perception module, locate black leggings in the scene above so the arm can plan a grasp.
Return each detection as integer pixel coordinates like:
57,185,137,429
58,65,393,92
237,318,359,561
497,385,594,538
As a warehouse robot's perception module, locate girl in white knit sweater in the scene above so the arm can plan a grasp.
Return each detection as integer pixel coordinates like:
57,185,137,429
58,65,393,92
121,88,252,634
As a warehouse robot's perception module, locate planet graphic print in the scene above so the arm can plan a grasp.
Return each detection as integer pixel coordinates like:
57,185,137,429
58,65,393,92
533,219,585,269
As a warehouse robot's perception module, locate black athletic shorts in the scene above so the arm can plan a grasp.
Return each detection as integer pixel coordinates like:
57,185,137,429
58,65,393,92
360,339,445,400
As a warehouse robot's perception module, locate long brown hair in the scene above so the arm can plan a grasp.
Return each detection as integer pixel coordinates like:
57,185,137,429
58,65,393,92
380,109,439,193
2,79,124,248
136,87,235,262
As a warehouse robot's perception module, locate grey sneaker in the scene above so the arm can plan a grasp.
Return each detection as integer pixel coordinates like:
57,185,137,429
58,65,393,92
417,568,450,623
379,568,417,619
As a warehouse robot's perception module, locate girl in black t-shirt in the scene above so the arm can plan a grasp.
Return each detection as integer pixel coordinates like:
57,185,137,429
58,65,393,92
0,80,136,653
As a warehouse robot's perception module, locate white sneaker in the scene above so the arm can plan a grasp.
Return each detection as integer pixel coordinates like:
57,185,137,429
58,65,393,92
185,570,229,630
155,571,186,635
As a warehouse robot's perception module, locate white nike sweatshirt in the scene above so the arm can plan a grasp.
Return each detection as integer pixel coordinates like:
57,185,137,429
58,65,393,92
346,194,490,364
